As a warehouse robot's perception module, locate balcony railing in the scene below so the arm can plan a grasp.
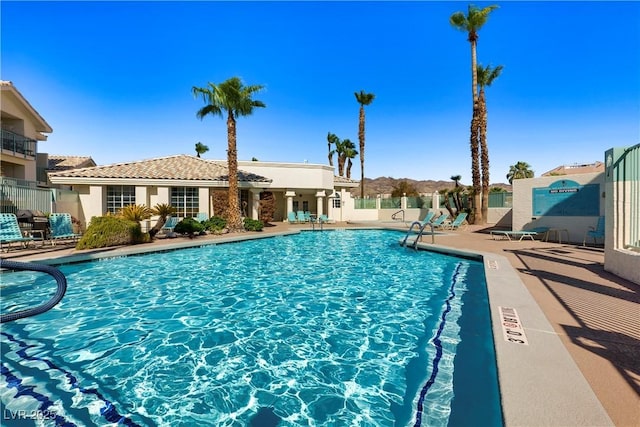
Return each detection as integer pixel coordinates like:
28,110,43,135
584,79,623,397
1,129,37,158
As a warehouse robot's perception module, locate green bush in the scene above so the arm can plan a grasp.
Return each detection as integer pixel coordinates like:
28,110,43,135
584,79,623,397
76,215,149,249
243,218,264,232
174,217,206,236
203,216,227,232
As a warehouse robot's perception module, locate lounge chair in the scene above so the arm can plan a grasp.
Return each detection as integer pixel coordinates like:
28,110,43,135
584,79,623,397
48,213,82,246
161,216,180,234
296,211,307,223
431,213,450,229
287,212,298,224
443,212,468,231
195,212,208,223
419,211,436,225
491,226,549,241
0,213,36,250
583,216,605,246
319,214,335,224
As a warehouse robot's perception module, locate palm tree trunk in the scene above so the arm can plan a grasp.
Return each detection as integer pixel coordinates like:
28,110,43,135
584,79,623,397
227,112,242,231
359,106,365,198
479,90,489,225
471,41,478,103
470,102,482,224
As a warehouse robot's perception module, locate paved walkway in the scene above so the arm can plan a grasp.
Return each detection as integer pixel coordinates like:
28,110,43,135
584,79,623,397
2,222,639,426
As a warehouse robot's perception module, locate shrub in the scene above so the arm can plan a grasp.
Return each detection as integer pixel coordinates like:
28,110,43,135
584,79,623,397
243,218,264,232
203,216,227,232
76,216,149,249
174,217,205,237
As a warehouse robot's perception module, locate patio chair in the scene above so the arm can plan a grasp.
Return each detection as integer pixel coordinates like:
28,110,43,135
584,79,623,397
161,216,180,234
287,212,298,223
48,213,82,246
195,212,208,223
296,211,307,223
0,213,36,250
431,213,450,229
583,216,605,246
443,212,468,231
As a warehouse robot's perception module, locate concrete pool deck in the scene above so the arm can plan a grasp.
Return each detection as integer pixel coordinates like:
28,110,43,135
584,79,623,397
2,221,638,426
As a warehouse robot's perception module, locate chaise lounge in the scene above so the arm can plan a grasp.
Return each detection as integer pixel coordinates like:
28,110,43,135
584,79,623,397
491,226,550,241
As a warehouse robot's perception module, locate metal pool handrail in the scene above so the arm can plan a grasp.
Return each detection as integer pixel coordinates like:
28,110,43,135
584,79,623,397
0,259,68,323
401,221,435,248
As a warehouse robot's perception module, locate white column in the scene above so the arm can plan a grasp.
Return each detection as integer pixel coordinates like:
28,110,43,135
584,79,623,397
285,191,296,221
250,189,261,220
432,191,440,212
315,190,325,217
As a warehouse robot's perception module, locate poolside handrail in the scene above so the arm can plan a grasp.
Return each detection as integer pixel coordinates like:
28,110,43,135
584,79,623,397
401,220,435,248
391,209,405,222
0,259,68,323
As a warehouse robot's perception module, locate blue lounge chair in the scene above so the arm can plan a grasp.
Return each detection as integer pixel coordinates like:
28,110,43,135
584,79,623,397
583,216,605,246
444,212,468,230
48,213,82,246
431,213,450,229
287,212,298,223
195,212,208,223
420,211,436,225
161,216,180,234
296,211,307,223
0,213,35,250
319,214,335,224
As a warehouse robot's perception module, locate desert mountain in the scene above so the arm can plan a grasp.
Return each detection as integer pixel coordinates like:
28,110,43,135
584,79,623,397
351,177,512,197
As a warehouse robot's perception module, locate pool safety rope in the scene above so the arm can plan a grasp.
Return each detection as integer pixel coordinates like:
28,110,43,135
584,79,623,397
413,261,465,427
0,259,68,323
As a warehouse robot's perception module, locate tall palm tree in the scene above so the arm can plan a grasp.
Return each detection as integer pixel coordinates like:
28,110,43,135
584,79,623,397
195,141,209,158
192,77,266,231
327,132,339,167
507,161,534,184
354,90,375,198
477,63,503,224
450,3,498,224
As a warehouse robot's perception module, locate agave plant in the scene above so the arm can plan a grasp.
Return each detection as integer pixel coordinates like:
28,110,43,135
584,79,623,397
118,204,152,222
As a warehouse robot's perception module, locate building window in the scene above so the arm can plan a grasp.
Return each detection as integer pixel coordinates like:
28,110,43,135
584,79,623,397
171,187,198,218
240,190,249,217
332,198,341,209
293,200,299,212
106,185,135,214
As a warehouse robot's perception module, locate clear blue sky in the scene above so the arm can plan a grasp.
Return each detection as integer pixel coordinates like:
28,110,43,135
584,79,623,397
2,1,639,184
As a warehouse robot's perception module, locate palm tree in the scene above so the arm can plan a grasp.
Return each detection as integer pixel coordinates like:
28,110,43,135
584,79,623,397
192,77,266,231
344,144,358,179
507,161,534,184
354,90,375,198
336,138,356,178
450,4,498,224
195,141,209,158
477,63,503,224
450,174,463,212
327,132,339,167
149,203,177,238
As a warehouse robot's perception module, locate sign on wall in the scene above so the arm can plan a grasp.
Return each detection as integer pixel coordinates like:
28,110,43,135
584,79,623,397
532,179,600,216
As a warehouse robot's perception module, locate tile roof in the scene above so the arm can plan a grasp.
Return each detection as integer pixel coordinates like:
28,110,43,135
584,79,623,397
47,155,96,171
47,155,272,183
542,161,604,176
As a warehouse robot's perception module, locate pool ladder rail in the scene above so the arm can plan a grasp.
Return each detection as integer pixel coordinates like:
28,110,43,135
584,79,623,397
0,259,68,323
401,221,435,249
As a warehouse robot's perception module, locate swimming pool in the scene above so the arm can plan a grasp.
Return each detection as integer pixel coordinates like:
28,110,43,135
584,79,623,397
1,229,502,426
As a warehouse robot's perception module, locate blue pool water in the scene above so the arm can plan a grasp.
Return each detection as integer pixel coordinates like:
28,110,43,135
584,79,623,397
1,229,502,426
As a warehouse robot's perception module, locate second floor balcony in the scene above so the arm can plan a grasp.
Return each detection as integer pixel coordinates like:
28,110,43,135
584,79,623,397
1,128,37,158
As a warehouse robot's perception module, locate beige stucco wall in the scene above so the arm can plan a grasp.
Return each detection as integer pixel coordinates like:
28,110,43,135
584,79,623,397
512,172,604,243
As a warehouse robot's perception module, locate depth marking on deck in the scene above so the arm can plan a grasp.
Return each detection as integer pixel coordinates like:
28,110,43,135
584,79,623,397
487,259,499,269
499,306,529,345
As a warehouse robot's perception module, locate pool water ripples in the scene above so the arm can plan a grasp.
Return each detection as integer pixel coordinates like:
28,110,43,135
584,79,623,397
1,229,499,426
